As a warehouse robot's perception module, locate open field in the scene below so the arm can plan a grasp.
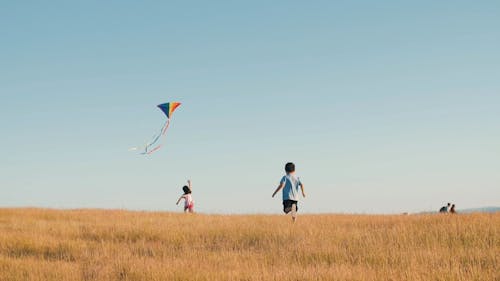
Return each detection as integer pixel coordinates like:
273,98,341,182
0,209,498,281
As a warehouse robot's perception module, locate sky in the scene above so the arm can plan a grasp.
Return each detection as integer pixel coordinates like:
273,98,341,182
1,1,499,214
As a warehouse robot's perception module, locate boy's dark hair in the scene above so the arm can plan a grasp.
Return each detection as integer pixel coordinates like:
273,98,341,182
285,162,295,173
182,185,191,194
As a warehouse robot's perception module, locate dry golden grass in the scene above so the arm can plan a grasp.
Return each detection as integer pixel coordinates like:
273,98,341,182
0,208,498,281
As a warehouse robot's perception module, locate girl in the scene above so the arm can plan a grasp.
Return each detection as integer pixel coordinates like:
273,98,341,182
176,180,194,213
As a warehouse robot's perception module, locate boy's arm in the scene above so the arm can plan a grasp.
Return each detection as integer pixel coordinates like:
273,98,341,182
300,183,306,197
272,183,284,198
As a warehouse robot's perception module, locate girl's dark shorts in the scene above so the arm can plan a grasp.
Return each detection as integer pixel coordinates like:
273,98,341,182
283,200,298,214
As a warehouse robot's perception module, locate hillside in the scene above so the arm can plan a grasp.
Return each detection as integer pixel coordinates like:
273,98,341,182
0,209,498,281
460,206,500,213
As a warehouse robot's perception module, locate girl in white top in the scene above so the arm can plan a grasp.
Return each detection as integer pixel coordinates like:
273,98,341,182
176,180,194,213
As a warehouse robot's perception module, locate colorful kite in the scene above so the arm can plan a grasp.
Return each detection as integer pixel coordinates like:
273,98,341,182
130,102,181,155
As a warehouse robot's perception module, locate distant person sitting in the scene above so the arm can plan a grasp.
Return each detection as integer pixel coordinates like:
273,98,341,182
450,204,456,214
439,203,451,213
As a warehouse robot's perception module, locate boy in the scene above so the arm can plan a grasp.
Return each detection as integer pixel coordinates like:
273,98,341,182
272,162,306,222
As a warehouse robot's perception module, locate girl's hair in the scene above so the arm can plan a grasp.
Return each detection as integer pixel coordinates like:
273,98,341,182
182,185,191,194
285,162,295,173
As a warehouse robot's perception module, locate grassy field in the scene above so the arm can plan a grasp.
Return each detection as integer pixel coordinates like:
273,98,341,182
0,209,498,281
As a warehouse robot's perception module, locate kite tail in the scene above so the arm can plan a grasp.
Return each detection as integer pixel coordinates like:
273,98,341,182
131,119,172,155
147,144,163,154
146,119,171,155
162,119,171,135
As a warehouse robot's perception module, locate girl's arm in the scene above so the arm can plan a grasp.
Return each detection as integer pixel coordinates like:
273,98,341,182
187,179,192,190
272,183,284,198
176,195,184,205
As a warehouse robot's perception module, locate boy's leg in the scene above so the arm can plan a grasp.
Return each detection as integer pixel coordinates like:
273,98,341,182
291,202,297,222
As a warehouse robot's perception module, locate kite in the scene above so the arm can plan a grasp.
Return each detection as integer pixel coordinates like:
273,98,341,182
130,102,181,155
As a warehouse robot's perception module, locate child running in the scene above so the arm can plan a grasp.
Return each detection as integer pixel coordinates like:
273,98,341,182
272,162,305,222
176,180,194,213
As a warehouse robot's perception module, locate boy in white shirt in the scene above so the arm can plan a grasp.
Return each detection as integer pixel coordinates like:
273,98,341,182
272,162,305,222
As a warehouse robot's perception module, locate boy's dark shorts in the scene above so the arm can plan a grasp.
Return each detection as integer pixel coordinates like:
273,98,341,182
283,200,298,214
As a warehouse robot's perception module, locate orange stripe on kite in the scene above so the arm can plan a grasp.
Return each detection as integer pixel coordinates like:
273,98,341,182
169,102,181,118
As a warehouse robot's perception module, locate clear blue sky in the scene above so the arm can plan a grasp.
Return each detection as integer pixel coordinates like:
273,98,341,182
1,1,499,214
